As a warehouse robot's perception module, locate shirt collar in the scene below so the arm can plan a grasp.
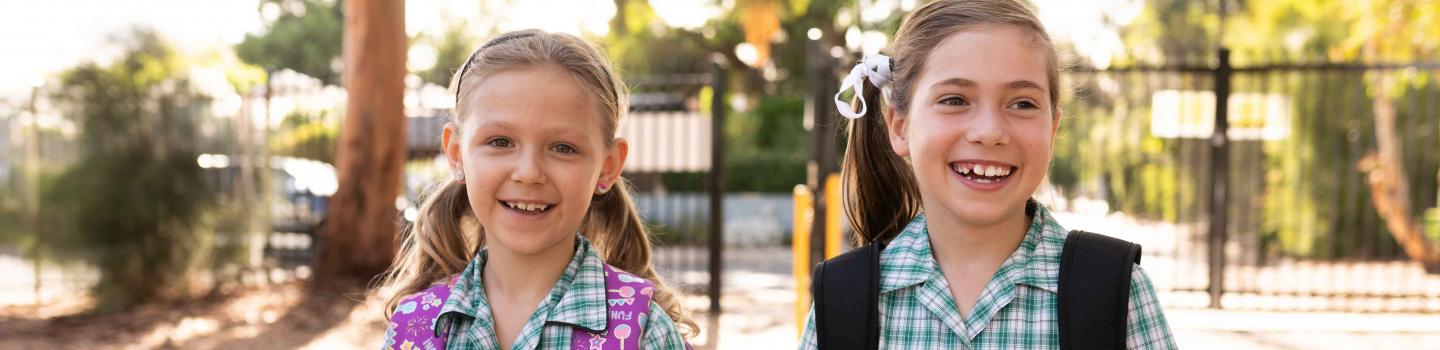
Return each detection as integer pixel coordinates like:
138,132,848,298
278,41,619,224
436,233,608,333
877,199,1068,294
546,235,608,332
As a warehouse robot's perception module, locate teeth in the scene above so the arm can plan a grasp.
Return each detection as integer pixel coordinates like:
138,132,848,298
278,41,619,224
954,163,1015,177
504,201,549,212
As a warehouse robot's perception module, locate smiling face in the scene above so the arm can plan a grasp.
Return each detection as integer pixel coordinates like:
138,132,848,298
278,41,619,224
443,64,627,258
885,24,1059,230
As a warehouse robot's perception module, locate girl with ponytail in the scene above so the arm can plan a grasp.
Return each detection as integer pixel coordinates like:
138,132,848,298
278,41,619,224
802,1,1175,348
378,29,693,349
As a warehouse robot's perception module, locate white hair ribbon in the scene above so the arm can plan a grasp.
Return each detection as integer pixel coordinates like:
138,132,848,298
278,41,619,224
833,54,893,119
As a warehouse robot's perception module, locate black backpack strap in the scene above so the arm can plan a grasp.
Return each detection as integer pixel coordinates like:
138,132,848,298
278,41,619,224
1058,230,1142,350
813,243,884,350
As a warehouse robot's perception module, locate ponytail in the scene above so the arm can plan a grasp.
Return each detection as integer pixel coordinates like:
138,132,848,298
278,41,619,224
581,179,699,337
838,0,1061,245
841,77,923,245
377,180,475,319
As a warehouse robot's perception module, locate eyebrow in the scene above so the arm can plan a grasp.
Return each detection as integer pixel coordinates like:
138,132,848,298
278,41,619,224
931,77,1047,92
474,118,589,140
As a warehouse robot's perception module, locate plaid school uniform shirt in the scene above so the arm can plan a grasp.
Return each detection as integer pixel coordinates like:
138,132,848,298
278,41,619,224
801,201,1178,349
433,234,688,350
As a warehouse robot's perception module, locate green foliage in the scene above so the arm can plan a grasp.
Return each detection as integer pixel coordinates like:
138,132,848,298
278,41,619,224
1054,74,1200,223
1426,207,1440,243
44,29,217,311
663,95,808,192
235,0,344,85
270,110,339,163
1118,0,1218,64
415,23,478,88
724,95,809,192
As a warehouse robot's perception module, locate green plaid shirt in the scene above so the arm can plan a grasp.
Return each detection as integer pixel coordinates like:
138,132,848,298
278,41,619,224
801,202,1177,349
435,235,687,350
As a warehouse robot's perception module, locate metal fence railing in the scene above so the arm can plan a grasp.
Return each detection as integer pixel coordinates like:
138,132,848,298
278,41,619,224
1056,49,1440,312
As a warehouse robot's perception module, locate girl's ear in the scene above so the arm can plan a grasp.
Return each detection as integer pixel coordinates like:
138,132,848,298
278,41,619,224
443,122,464,180
598,138,629,190
885,105,910,157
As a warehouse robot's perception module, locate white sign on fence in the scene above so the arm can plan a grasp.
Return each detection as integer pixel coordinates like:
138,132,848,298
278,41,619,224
1150,90,1292,141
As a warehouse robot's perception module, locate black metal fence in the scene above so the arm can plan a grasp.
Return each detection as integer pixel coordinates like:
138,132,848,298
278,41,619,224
622,66,727,314
1056,48,1440,312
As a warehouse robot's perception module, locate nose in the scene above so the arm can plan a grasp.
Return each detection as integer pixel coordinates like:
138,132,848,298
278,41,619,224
509,149,547,185
965,105,1010,147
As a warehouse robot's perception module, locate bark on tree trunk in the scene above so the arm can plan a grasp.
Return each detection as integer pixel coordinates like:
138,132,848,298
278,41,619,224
316,0,407,283
1361,47,1440,273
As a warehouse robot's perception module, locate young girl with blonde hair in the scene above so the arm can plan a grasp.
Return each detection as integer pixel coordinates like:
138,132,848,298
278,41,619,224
379,29,693,350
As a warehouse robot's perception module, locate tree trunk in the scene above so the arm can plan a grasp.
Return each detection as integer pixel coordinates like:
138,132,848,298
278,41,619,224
317,0,406,283
1361,47,1440,273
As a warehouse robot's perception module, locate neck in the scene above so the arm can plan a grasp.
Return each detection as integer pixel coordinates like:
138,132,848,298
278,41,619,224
482,236,577,301
925,204,1031,271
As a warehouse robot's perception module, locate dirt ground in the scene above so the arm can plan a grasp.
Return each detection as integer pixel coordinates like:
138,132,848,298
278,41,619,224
0,283,388,350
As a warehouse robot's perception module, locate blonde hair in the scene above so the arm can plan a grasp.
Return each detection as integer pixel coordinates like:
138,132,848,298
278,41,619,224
377,29,696,336
843,0,1061,245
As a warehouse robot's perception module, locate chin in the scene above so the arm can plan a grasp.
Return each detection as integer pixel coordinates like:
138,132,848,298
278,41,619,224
488,228,573,256
953,204,1011,226
941,197,1027,226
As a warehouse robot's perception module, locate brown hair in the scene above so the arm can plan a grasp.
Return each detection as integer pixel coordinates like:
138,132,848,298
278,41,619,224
843,0,1061,245
377,29,696,336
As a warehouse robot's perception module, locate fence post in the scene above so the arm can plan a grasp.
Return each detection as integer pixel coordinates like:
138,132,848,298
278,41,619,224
824,174,843,259
805,37,841,271
792,185,814,337
707,61,726,315
1207,47,1232,309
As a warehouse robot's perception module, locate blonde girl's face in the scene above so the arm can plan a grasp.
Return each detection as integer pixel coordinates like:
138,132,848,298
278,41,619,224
886,24,1059,228
443,64,628,257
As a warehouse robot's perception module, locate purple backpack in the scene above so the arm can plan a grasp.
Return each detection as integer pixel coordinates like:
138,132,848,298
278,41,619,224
384,264,657,350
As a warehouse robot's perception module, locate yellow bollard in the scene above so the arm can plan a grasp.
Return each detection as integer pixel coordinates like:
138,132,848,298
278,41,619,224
792,184,814,338
824,174,843,259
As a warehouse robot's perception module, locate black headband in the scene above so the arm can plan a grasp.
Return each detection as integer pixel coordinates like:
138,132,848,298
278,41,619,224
453,32,539,105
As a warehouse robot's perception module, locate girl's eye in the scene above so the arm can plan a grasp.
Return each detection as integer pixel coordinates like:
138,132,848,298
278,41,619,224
550,143,578,154
1009,100,1039,110
939,96,969,107
486,137,513,148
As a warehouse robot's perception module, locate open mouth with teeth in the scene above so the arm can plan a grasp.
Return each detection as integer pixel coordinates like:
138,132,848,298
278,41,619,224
950,162,1017,184
501,200,554,215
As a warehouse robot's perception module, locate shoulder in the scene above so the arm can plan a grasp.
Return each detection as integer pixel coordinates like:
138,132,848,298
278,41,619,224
602,264,654,286
1124,264,1178,349
1126,264,1163,311
384,277,459,349
640,300,686,349
394,277,459,316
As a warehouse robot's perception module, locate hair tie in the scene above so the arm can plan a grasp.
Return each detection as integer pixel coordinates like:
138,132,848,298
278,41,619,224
833,54,892,119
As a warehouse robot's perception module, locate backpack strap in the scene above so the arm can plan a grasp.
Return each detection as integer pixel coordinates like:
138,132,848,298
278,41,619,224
384,275,459,350
812,243,884,350
1058,230,1142,350
571,264,656,350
